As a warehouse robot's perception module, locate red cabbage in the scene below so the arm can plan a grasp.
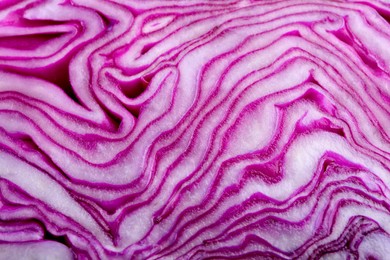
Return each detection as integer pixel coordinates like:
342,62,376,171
0,0,390,259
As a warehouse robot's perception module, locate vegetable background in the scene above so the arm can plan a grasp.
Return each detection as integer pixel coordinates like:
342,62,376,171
0,0,390,259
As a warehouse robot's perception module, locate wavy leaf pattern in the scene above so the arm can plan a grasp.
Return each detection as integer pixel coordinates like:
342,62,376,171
0,0,389,259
